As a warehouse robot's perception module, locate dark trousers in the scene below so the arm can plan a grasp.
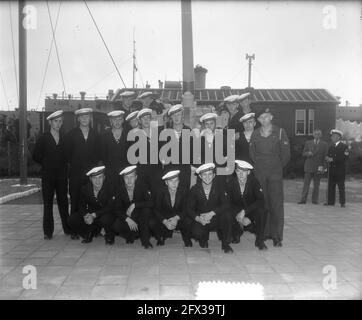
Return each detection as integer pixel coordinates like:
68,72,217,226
231,207,266,243
112,208,153,245
137,165,163,197
301,172,321,203
41,174,70,237
69,171,87,215
328,173,346,205
257,172,284,242
67,213,115,238
151,216,193,244
190,212,232,245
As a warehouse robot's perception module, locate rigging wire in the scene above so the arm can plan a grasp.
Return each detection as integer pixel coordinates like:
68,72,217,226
8,1,19,104
36,0,62,110
84,0,127,88
0,71,11,110
46,0,67,95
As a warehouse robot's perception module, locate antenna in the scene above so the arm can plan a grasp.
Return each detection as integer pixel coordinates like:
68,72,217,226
132,26,137,89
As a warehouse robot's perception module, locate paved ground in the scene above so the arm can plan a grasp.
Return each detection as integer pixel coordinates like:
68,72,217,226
0,181,361,300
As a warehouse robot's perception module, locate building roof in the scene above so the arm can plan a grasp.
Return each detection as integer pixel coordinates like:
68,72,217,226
122,88,339,104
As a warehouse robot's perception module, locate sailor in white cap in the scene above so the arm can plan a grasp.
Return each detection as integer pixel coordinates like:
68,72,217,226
225,160,267,250
224,95,243,134
138,91,165,114
325,129,349,207
118,91,136,112
161,104,192,189
100,110,128,189
186,163,234,253
67,165,116,245
33,109,73,240
112,165,156,249
65,106,100,217
125,110,140,130
235,112,256,162
152,170,193,247
238,92,252,114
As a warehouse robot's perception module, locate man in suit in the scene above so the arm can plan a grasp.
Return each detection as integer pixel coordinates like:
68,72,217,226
186,163,233,253
153,170,193,247
67,166,116,244
325,129,349,207
298,128,328,204
32,110,72,240
112,165,155,249
226,160,267,250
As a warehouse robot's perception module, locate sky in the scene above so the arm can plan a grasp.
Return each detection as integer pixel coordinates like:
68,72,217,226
0,0,361,111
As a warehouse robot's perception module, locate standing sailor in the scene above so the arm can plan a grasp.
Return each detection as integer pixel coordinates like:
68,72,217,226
101,110,128,189
116,91,136,113
235,113,256,162
32,110,72,239
112,165,155,249
250,107,290,247
187,163,233,253
153,170,193,247
325,129,349,207
226,160,267,250
65,108,101,216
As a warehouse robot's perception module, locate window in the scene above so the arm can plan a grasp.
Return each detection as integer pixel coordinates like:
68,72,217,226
295,109,306,135
308,109,315,134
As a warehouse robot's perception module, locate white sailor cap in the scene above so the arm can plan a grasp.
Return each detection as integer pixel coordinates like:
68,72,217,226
195,163,216,175
137,108,152,119
119,91,135,98
235,160,253,170
107,110,125,118
86,166,105,177
168,104,184,116
224,95,240,103
239,112,255,123
46,110,63,121
238,92,250,102
119,165,137,176
162,170,180,181
74,108,93,116
125,111,139,122
138,92,154,99
330,129,343,137
199,113,218,123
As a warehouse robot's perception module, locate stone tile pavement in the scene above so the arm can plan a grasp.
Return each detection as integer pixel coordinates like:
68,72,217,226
0,200,361,300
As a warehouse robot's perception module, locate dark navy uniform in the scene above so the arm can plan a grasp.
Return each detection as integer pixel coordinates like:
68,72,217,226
67,181,115,241
235,131,253,163
186,178,232,248
326,142,349,206
112,177,155,247
226,173,266,247
100,128,129,189
65,127,100,215
33,131,71,238
250,125,290,243
153,185,193,245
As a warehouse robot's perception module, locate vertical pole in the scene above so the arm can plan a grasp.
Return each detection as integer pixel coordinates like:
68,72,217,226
19,0,28,184
132,27,136,89
246,53,255,88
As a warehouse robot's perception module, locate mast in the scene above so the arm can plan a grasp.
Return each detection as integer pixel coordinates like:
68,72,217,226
132,26,136,89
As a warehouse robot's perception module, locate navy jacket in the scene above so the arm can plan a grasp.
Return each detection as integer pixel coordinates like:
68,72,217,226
327,142,349,176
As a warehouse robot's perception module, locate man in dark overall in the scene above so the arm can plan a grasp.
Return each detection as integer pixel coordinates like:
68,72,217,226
32,110,72,240
67,166,116,244
112,165,155,249
160,104,192,190
226,160,267,250
298,128,328,204
235,112,256,162
186,163,233,253
325,129,349,207
250,107,290,247
101,110,128,189
65,108,101,217
153,170,193,247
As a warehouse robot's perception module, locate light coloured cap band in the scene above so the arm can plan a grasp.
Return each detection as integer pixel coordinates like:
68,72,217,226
137,108,152,119
119,165,137,176
196,163,216,175
126,111,139,122
74,108,93,116
86,166,105,177
46,110,63,121
162,170,180,181
235,160,253,170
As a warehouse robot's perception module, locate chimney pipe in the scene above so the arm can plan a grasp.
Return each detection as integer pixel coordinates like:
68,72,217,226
194,65,207,89
79,91,86,101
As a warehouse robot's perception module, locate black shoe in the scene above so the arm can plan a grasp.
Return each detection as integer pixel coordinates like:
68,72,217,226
273,239,283,247
157,238,165,246
298,201,306,204
244,223,256,234
105,235,115,245
199,240,208,248
126,238,135,244
94,229,102,238
341,204,346,208
81,232,94,244
70,233,79,240
255,241,268,251
44,235,52,240
231,236,240,244
222,244,234,253
183,239,193,247
143,242,153,249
